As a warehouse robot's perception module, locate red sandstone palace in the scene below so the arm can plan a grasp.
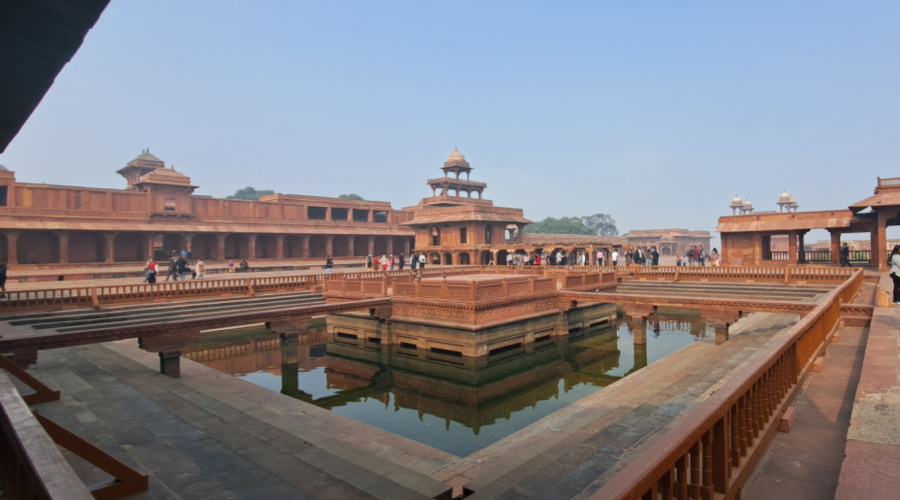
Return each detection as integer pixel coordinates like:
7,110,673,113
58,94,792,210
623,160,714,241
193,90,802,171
0,149,629,267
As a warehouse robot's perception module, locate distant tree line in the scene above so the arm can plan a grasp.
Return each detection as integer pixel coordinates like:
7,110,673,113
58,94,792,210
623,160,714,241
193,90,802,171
226,188,366,202
524,213,618,236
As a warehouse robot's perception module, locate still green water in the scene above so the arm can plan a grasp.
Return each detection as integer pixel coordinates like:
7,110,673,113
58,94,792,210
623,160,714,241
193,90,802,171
189,314,712,457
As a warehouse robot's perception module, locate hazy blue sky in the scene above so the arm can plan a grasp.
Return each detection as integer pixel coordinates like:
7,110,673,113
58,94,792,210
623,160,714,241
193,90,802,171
2,2,898,245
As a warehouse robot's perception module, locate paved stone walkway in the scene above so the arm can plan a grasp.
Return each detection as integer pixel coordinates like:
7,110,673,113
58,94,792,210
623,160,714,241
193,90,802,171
743,325,865,498
15,310,802,499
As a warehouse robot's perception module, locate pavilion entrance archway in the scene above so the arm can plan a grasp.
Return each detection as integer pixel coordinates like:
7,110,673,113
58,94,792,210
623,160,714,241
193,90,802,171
480,250,493,265
457,252,470,265
352,237,367,257
443,253,453,265
373,237,388,257
496,249,510,265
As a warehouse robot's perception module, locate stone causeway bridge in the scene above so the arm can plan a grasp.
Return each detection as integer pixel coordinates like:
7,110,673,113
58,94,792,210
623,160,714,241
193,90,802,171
0,264,895,499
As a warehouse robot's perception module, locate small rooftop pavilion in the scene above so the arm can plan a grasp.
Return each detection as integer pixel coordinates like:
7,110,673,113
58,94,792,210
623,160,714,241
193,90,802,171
718,177,900,270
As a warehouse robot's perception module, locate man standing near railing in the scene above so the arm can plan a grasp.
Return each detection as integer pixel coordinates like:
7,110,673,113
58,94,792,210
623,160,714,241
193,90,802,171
840,242,851,267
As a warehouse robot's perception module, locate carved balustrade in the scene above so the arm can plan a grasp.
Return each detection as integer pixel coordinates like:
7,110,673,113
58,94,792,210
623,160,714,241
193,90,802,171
591,268,860,499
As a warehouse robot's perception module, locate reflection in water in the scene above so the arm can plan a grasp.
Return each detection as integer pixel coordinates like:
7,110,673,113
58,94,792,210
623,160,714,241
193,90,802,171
183,313,712,456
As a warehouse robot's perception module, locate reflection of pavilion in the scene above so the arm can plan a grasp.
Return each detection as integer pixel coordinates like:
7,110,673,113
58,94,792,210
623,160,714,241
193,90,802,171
321,324,625,432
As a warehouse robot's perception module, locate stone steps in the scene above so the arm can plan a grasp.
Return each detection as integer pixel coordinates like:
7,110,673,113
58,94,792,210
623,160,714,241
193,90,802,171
4,292,325,333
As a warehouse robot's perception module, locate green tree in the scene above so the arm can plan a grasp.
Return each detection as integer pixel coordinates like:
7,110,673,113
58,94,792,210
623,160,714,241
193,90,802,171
226,187,275,200
524,217,595,235
338,193,364,200
581,213,619,236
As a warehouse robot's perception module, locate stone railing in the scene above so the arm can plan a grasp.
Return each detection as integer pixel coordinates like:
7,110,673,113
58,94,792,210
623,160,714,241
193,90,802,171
591,268,861,499
628,265,856,284
392,276,555,302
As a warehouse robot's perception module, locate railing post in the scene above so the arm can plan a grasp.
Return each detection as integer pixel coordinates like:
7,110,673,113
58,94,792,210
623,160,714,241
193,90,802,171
784,267,791,285
246,278,255,296
91,287,100,310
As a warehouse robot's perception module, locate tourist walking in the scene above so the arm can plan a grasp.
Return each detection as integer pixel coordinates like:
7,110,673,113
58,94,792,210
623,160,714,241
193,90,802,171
166,258,178,281
418,253,426,269
840,243,851,267
240,259,249,272
228,260,235,273
146,259,158,284
710,248,720,267
366,254,373,270
651,247,660,266
612,250,618,267
175,256,188,280
325,256,333,274
890,245,900,304
0,262,7,295
380,255,388,272
398,253,405,270
195,260,205,279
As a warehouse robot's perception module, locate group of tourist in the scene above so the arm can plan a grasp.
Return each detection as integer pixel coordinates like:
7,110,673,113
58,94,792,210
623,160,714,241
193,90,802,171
673,246,720,267
366,253,429,272
142,250,251,283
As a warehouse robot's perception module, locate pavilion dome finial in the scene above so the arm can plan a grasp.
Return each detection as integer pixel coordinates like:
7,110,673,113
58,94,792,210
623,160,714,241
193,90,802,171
447,148,466,162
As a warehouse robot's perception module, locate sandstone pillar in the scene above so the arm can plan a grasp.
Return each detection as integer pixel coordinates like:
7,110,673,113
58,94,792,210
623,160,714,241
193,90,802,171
57,231,69,264
875,210,889,271
829,229,842,266
216,234,226,260
248,234,258,259
275,235,285,259
158,351,181,378
104,233,116,263
280,333,299,396
797,231,807,264
301,235,310,258
628,318,647,345
6,230,18,265
700,309,742,346
367,236,375,256
386,237,394,256
145,233,157,260
183,232,193,253
788,232,798,264
325,235,333,257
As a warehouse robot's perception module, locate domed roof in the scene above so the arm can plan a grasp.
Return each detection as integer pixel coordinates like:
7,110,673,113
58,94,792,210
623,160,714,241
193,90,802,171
447,148,466,162
0,163,7,171
742,198,753,208
131,148,163,164
778,190,792,203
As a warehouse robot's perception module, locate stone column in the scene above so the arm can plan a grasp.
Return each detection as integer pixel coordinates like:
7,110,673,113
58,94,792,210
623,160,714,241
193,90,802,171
145,232,157,260
280,333,299,396
57,231,69,264
325,207,332,221
276,235,285,259
248,234,258,259
301,235,310,258
183,232,193,253
104,233,116,263
217,234,227,260
404,238,411,255
6,230,18,265
788,231,798,264
325,235,333,257
829,229,841,266
158,351,181,378
386,237,394,256
701,310,741,345
627,318,647,345
875,210,889,271
797,231,807,264
367,236,375,256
